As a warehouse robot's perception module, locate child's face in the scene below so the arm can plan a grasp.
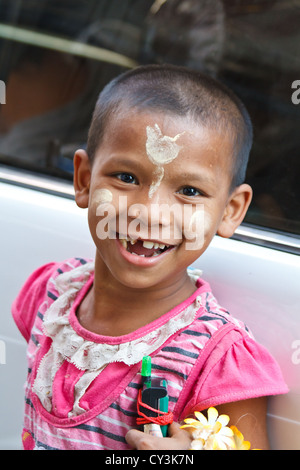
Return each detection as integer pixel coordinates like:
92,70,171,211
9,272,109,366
75,109,250,290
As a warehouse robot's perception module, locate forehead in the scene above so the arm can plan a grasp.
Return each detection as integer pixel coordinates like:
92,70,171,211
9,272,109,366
99,109,234,179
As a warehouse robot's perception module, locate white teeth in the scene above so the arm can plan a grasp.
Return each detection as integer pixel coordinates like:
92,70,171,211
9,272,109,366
119,235,171,256
143,241,154,249
143,241,168,250
119,236,136,247
120,238,127,249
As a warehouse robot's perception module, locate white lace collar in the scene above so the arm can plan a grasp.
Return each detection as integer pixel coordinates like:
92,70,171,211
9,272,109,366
33,262,203,416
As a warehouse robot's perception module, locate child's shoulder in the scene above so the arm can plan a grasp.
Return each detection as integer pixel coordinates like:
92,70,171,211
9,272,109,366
49,257,93,278
203,289,251,334
192,273,252,341
21,257,93,298
37,257,93,283
12,257,93,342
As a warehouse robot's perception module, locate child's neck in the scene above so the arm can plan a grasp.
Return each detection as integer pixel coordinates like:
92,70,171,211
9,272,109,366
76,257,196,337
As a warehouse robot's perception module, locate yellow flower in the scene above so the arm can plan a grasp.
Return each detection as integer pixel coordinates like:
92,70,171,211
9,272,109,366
230,426,251,450
181,407,236,450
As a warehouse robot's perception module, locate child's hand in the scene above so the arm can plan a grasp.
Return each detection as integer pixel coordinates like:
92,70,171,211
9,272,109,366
125,422,192,450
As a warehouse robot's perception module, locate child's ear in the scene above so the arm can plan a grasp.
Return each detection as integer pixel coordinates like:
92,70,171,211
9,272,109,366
73,149,91,208
217,184,252,238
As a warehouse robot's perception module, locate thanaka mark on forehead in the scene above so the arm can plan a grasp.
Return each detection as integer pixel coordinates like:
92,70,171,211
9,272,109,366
146,123,185,198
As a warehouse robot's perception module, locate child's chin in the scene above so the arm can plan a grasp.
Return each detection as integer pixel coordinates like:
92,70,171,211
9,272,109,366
116,273,158,290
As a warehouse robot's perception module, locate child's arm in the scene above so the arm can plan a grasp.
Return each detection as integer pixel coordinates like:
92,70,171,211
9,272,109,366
125,396,269,450
216,396,270,450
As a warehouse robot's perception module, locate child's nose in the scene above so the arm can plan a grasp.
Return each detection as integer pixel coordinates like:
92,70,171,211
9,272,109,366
138,186,182,241
147,180,172,205
128,198,171,230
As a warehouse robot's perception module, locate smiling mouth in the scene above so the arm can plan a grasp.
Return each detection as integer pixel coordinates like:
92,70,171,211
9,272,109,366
118,235,175,258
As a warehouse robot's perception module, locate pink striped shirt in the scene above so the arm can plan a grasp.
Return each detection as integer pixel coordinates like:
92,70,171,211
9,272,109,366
12,258,288,450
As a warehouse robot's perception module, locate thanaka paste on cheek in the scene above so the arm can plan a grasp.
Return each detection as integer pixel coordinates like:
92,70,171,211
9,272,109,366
92,189,118,240
92,188,113,206
146,123,185,198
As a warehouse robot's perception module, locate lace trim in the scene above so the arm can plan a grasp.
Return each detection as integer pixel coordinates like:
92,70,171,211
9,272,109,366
33,262,203,416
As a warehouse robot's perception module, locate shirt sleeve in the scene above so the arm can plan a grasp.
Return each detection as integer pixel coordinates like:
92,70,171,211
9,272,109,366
11,262,59,342
182,327,289,417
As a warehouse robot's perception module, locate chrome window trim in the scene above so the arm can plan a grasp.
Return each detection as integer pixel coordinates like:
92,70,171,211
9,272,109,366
0,165,75,199
1,165,299,255
233,225,300,256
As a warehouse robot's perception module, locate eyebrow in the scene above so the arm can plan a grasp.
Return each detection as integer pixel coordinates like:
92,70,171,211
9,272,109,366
177,171,216,187
104,157,141,171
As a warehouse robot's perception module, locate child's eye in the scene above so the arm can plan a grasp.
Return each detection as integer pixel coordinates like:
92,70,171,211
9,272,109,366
178,186,201,197
115,172,138,185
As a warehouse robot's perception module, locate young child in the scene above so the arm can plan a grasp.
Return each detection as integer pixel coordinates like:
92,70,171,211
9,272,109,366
12,65,288,450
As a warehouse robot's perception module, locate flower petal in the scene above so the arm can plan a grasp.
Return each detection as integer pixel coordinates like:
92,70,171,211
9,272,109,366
194,411,208,425
213,422,222,433
207,407,218,425
217,414,230,427
180,424,198,430
230,425,252,450
190,439,205,450
231,425,243,442
213,436,228,450
223,436,236,449
220,426,234,437
241,441,251,450
183,418,200,425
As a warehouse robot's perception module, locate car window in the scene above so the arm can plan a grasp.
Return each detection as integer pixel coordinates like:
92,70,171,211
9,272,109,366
0,0,299,237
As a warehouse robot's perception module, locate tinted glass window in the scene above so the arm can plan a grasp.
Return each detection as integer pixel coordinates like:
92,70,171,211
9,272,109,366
0,0,299,235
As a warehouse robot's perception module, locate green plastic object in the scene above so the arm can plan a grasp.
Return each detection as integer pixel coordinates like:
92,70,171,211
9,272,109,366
160,379,169,437
141,356,151,388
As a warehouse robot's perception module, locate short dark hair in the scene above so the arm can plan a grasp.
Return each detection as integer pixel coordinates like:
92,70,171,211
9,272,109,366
87,64,253,190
